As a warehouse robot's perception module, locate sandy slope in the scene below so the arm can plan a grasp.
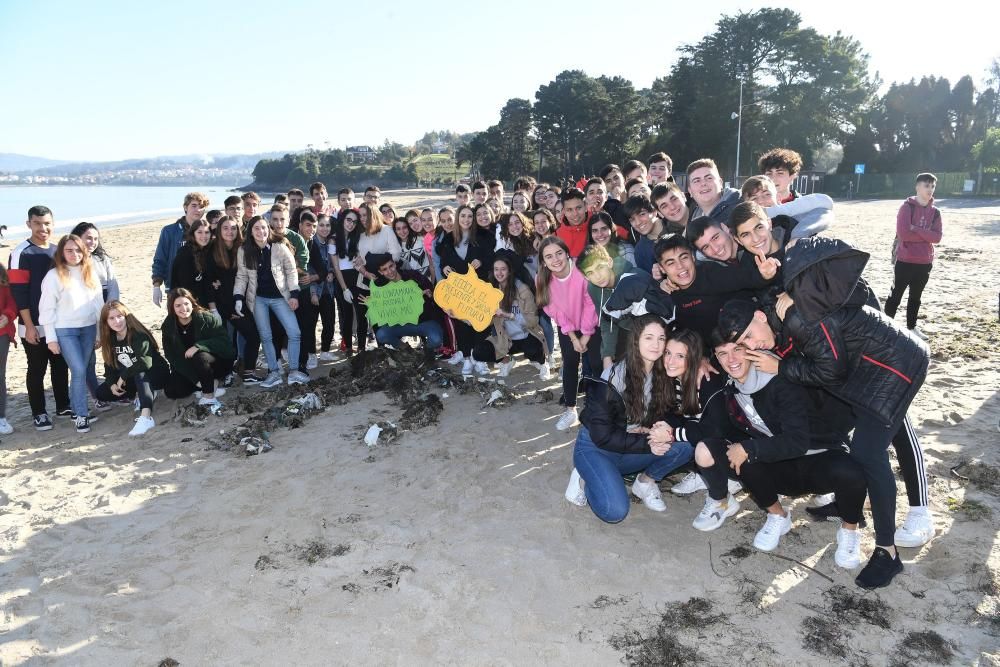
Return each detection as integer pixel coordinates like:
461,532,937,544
0,192,997,665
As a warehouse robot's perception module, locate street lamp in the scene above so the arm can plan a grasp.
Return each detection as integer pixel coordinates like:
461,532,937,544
732,80,744,185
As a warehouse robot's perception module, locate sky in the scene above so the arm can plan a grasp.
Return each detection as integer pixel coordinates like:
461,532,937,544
2,0,997,162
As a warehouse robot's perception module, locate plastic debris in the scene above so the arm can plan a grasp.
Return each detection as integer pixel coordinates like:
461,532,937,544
242,436,273,456
364,424,383,447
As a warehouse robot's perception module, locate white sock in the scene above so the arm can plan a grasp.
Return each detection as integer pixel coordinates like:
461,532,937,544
908,505,930,517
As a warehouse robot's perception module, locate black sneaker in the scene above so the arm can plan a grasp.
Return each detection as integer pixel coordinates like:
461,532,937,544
55,408,74,418
95,400,114,412
75,415,92,433
34,413,54,431
241,371,261,385
805,501,868,528
855,546,903,589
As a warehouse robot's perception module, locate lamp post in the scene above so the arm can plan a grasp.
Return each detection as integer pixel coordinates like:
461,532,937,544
731,80,744,185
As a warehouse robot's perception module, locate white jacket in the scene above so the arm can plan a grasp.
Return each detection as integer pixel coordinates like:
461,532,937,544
37,266,104,342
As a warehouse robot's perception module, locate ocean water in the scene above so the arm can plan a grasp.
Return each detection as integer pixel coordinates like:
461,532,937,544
0,185,240,242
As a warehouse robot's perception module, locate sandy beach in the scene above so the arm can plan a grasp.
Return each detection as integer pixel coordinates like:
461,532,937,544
0,191,997,665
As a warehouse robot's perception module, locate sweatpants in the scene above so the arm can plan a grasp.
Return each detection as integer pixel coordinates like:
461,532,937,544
884,261,932,330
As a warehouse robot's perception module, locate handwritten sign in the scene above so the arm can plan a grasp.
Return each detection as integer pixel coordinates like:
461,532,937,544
365,280,425,327
433,266,503,332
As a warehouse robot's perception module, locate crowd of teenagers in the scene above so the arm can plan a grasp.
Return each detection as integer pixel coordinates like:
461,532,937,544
5,147,943,590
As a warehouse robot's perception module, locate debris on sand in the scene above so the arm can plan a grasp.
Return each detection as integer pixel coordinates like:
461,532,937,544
890,630,955,666
950,460,1000,494
824,585,892,629
800,615,850,659
608,598,722,666
341,561,416,593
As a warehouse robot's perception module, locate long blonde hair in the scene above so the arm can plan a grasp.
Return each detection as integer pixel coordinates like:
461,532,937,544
99,300,159,367
359,202,384,236
53,234,98,289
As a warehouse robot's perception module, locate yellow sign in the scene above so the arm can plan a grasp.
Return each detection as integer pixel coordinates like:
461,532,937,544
433,266,503,332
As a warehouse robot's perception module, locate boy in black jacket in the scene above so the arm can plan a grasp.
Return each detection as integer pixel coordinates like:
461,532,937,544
718,236,930,589
688,331,865,570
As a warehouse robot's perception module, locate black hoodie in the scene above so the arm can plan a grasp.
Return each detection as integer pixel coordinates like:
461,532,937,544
778,237,929,427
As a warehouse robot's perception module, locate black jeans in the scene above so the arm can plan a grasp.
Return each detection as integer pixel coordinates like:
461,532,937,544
227,313,261,371
336,269,358,351
884,261,932,329
164,351,232,399
95,366,170,411
317,293,336,352
699,438,867,525
472,336,545,364
451,318,485,356
558,330,602,409
296,297,319,367
23,336,70,416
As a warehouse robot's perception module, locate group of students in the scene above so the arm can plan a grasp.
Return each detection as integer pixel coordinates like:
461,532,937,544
5,148,942,590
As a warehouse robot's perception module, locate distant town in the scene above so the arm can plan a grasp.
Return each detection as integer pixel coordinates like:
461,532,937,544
0,167,250,187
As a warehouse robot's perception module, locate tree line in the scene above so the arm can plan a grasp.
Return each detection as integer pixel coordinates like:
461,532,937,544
251,8,1000,190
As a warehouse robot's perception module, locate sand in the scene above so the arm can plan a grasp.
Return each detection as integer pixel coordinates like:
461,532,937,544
0,191,998,665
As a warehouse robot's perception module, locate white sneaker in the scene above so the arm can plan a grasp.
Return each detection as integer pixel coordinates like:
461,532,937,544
671,471,707,495
555,407,578,431
564,468,587,507
287,370,310,385
894,508,934,547
538,362,551,381
473,361,489,375
447,351,465,366
753,510,792,552
727,479,744,495
306,353,318,370
909,327,929,341
497,358,515,378
814,492,836,506
835,527,863,569
692,494,740,531
319,351,336,361
631,476,667,512
129,415,155,437
198,397,222,408
461,358,474,376
0,418,12,435
260,371,283,389
213,387,226,398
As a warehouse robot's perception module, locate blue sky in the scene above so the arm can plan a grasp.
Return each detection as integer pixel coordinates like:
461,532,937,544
2,0,996,162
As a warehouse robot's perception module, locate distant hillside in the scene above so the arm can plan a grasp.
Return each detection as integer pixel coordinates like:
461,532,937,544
0,153,71,172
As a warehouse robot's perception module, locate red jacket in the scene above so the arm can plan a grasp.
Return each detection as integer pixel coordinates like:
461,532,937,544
0,283,17,340
894,197,942,265
556,218,590,258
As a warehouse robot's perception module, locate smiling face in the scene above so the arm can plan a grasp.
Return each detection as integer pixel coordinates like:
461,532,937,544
457,208,474,231
220,219,239,244
541,242,570,277
62,239,84,265
648,161,670,185
311,188,327,208
511,192,529,213
655,190,688,223
562,197,586,226
714,342,751,382
316,217,332,241
172,296,194,322
251,219,271,246
475,206,493,229
631,210,656,237
380,206,394,224
694,223,737,262
747,180,778,208
299,218,316,240
438,210,454,233
106,307,127,334
492,260,510,285
734,214,776,257
688,166,723,210
638,322,668,368
79,228,100,253
243,199,259,219
420,210,436,233
343,212,358,233
27,213,54,246
193,224,212,248
338,192,354,210
589,218,612,246
657,246,696,289
662,339,690,379
533,213,550,236
394,219,410,241
507,214,524,237
407,213,422,234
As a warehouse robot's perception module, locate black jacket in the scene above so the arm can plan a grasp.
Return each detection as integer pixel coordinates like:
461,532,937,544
579,374,654,455
437,228,495,281
696,373,849,464
204,250,238,317
779,237,929,427
170,244,210,307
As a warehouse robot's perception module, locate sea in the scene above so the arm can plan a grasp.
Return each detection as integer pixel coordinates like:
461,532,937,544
0,185,241,243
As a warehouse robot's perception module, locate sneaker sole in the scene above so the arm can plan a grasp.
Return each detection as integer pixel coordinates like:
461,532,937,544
35,425,54,431
894,533,933,548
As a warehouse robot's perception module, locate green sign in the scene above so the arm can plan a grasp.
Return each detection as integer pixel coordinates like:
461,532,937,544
365,279,425,327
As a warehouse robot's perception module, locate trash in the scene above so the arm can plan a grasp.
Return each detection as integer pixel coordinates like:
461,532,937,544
364,424,382,447
291,392,323,411
485,389,503,407
243,436,273,456
442,393,449,399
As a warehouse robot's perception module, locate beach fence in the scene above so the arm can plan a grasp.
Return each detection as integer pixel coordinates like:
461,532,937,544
816,171,1000,199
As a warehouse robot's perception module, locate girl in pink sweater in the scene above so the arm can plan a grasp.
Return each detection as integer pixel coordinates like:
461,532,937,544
537,237,601,431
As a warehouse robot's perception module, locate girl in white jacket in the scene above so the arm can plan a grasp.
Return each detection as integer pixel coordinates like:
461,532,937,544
38,234,104,433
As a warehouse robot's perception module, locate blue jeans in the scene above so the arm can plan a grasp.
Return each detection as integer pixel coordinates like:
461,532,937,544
539,312,555,357
375,321,443,350
253,297,301,373
56,325,98,418
573,425,693,523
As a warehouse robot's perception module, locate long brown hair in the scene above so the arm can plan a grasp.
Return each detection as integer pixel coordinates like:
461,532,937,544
500,212,536,257
490,254,520,312
451,204,480,246
167,287,207,320
241,216,290,270
0,264,8,286
535,236,571,308
359,202,384,236
211,215,243,270
616,314,671,426
99,300,159,367
184,218,212,273
53,234,98,289
665,328,705,417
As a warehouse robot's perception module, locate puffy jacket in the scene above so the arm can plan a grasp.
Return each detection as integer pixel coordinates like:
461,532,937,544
578,368,654,455
233,242,300,313
780,237,929,427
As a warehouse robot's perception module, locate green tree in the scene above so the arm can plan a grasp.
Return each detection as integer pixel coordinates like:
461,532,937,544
972,127,1000,171
533,70,610,177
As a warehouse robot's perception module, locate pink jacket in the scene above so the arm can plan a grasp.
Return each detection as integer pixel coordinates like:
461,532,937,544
542,268,598,335
895,197,942,264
